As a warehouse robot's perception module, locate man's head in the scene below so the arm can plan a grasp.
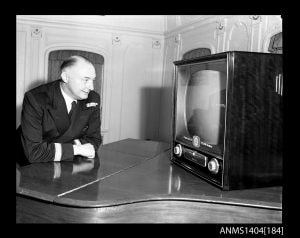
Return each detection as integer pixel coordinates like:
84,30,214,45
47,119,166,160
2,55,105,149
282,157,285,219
60,56,96,100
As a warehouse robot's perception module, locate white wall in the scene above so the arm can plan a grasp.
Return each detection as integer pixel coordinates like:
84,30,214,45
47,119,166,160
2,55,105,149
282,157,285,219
16,15,164,144
158,15,282,142
16,15,282,144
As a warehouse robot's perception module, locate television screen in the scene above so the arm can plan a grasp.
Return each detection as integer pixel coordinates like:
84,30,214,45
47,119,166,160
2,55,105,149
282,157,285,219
175,59,227,155
173,51,282,190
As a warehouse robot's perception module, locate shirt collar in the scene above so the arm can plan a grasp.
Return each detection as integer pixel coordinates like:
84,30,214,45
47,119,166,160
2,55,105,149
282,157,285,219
60,83,77,112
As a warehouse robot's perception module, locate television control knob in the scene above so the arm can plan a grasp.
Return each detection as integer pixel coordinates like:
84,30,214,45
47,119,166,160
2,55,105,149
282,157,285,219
173,144,182,157
208,158,219,174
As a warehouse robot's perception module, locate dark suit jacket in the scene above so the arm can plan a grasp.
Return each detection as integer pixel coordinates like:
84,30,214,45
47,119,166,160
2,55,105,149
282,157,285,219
19,79,102,163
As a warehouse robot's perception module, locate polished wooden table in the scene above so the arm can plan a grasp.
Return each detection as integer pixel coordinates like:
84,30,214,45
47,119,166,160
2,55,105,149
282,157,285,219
16,139,282,223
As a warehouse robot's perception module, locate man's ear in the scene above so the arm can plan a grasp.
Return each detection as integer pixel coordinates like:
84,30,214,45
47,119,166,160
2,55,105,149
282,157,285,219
61,71,68,83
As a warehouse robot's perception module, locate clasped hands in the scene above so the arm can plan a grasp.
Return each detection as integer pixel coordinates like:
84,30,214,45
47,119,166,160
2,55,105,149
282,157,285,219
73,139,95,159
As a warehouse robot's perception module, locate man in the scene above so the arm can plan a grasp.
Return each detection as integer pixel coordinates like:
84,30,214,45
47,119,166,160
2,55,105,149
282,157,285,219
19,55,102,163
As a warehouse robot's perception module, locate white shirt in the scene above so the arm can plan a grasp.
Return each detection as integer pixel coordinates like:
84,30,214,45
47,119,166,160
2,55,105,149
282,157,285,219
53,83,77,162
60,83,77,113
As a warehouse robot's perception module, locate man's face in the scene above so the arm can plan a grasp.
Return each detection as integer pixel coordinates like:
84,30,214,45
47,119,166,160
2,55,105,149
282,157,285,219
64,61,96,100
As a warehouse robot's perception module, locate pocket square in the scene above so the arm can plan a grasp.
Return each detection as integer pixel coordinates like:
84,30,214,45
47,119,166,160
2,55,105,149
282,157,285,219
86,102,98,108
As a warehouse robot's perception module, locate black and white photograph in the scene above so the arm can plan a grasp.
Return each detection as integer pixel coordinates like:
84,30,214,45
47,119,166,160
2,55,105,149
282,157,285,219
16,15,283,228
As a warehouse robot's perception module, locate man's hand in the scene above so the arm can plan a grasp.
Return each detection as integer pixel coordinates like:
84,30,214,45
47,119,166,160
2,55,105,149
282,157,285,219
72,158,95,174
73,140,95,159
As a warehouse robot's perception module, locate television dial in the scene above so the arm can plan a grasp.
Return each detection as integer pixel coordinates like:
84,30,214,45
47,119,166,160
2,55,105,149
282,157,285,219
208,158,219,174
192,136,200,147
173,144,182,157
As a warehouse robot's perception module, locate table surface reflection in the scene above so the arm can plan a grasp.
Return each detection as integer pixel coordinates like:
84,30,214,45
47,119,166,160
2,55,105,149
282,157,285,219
16,139,170,201
16,138,282,210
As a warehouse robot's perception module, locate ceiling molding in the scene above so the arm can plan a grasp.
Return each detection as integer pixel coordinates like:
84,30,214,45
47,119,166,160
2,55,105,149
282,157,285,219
17,15,165,38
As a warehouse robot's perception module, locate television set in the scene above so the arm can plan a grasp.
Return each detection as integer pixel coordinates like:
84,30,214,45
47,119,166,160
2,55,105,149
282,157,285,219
171,51,282,190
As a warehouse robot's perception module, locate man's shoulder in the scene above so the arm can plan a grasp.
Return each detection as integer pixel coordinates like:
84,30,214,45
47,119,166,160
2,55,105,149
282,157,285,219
25,80,59,104
27,80,58,94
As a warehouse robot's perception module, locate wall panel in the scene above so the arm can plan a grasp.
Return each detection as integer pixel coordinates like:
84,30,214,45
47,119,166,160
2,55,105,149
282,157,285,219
119,36,163,141
16,16,164,145
16,30,27,127
159,15,282,143
16,15,282,144
158,36,178,142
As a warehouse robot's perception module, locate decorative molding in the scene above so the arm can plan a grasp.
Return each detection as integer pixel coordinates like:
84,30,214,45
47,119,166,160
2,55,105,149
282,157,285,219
175,16,182,27
112,35,121,45
248,16,263,52
152,39,161,49
18,15,164,38
215,19,225,35
165,15,212,37
174,34,181,44
227,21,250,51
249,15,262,25
215,19,226,52
174,34,182,60
31,27,42,39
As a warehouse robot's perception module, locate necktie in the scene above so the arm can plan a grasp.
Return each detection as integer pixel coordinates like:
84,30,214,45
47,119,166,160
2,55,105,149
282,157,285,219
69,101,77,119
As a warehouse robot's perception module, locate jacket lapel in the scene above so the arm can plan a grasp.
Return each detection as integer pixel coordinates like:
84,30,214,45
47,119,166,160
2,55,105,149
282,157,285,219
47,80,70,135
45,80,94,143
56,99,90,141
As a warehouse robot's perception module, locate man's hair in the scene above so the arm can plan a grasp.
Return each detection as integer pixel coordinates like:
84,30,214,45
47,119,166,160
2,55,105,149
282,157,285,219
60,55,93,72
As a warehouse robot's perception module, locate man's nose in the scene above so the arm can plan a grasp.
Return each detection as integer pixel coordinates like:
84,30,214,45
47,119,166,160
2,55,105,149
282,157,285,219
87,80,94,91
